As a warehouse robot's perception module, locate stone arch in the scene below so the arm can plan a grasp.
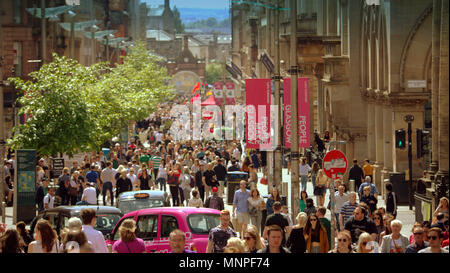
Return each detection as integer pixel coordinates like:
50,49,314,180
399,3,433,91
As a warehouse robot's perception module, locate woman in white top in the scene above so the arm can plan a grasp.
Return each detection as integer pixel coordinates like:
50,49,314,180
156,159,168,192
179,167,193,206
188,189,203,208
36,166,45,183
247,188,265,234
28,219,60,253
127,169,138,191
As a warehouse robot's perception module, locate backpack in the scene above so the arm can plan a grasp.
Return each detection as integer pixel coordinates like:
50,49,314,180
208,195,222,210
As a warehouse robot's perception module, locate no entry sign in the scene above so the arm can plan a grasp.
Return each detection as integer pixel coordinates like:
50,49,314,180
322,150,348,180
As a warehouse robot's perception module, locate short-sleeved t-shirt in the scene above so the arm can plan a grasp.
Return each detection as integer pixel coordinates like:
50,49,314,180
86,171,99,183
150,156,161,169
208,226,237,253
340,201,358,224
112,238,146,253
233,189,250,213
344,216,378,243
265,213,289,244
139,155,151,166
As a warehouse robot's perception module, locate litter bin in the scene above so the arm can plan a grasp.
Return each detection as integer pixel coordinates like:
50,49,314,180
389,172,409,205
226,171,249,205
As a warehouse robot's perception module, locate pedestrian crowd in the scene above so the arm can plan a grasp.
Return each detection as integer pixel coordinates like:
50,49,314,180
1,96,448,254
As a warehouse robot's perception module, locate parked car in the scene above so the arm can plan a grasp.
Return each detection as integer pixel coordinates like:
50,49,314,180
29,205,123,239
106,207,221,253
117,190,168,215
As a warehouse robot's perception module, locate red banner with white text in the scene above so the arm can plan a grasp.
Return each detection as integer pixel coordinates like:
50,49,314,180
245,79,271,149
283,78,310,148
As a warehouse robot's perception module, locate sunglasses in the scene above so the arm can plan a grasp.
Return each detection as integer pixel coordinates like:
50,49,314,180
244,236,254,241
429,235,439,240
414,232,424,235
310,219,317,221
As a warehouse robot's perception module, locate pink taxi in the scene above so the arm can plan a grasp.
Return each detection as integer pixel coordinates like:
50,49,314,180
105,207,221,253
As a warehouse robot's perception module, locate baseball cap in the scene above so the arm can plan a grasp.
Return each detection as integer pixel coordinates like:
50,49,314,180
212,187,218,193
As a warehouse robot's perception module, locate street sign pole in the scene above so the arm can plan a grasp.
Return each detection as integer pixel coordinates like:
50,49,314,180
322,150,348,250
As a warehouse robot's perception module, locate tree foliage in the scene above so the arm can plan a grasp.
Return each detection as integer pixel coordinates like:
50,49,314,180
173,6,185,34
8,42,174,156
205,62,224,84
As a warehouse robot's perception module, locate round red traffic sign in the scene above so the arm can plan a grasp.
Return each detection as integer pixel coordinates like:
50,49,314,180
322,150,348,180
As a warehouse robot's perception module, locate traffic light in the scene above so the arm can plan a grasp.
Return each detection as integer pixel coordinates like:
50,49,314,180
417,128,430,158
395,129,406,149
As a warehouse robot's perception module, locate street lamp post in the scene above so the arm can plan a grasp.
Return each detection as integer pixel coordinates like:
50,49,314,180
289,0,300,222
273,0,283,193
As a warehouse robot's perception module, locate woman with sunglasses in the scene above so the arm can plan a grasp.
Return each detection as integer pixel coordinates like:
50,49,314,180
304,214,329,253
372,211,384,243
329,231,354,253
243,225,265,253
357,232,374,253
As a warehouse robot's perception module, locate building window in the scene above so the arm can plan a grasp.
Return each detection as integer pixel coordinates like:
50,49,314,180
13,0,22,24
13,42,23,77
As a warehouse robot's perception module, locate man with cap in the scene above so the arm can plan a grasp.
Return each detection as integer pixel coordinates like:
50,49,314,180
204,186,224,211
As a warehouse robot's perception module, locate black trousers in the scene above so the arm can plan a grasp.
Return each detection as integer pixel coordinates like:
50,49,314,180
170,185,180,206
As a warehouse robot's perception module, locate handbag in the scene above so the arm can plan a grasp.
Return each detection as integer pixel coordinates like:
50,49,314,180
260,177,268,185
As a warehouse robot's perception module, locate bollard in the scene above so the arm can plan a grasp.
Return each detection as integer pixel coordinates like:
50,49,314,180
350,179,355,192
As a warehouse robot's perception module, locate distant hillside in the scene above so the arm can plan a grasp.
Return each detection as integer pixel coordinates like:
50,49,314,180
178,8,230,24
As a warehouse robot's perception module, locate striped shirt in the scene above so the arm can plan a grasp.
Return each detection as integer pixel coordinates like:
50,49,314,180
340,201,358,224
150,156,161,169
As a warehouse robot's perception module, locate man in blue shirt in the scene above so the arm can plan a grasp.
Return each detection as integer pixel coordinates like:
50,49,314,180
233,180,250,238
358,176,378,199
86,164,100,198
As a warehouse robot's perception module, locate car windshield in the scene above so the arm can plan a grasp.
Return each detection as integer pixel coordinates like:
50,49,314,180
118,199,164,215
95,214,122,235
187,213,220,235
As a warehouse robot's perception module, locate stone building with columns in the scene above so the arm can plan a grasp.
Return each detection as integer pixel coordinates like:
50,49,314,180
231,0,448,213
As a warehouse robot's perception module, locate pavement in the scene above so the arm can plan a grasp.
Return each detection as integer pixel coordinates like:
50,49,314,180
1,167,415,239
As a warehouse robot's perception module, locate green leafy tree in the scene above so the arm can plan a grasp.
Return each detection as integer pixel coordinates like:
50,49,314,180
8,42,174,156
86,41,174,147
8,54,107,156
173,6,185,34
205,62,225,84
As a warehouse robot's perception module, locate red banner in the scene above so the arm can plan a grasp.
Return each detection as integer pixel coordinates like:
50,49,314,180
283,78,310,148
225,81,235,105
213,81,223,105
245,79,271,149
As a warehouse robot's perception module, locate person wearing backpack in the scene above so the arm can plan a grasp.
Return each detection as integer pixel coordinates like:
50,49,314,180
385,182,398,218
204,187,224,211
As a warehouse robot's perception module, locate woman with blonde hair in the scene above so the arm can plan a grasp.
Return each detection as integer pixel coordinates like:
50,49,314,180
112,219,146,253
286,212,307,253
28,220,60,253
224,237,246,253
243,224,265,253
433,197,449,222
357,232,374,253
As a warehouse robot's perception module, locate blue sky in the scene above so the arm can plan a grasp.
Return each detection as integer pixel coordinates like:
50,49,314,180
142,0,230,10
